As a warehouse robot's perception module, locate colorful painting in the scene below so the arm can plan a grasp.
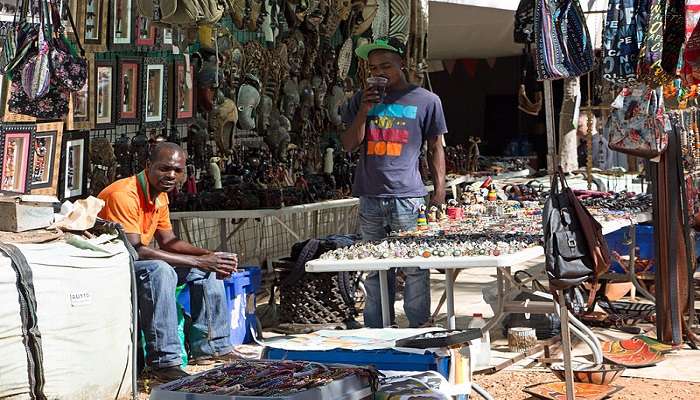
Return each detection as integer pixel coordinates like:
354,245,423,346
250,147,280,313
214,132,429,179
95,60,116,128
173,59,195,124
30,123,63,196
111,0,133,46
602,337,666,367
60,131,90,200
142,58,168,128
523,382,623,400
135,15,156,47
118,57,141,123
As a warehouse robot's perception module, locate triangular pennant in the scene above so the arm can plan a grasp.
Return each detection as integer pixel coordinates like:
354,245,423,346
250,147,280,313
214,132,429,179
444,60,456,75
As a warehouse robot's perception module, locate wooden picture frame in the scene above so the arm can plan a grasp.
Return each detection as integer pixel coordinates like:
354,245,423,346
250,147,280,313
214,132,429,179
0,124,35,195
110,0,134,48
59,131,90,201
78,0,107,51
142,58,168,128
134,14,156,48
67,53,95,131
172,58,196,124
30,122,64,196
59,0,80,35
95,59,116,128
117,56,141,124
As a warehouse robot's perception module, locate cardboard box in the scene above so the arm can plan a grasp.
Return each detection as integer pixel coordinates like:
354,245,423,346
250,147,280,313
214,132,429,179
0,195,56,232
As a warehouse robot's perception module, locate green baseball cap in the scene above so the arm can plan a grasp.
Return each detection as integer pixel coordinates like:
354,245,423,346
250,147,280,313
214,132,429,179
355,37,406,60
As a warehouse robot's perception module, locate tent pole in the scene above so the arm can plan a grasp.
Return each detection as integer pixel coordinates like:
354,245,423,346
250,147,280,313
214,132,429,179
544,80,557,172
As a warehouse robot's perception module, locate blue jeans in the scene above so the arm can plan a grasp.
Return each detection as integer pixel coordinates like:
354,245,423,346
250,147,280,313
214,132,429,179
359,196,431,328
134,260,232,368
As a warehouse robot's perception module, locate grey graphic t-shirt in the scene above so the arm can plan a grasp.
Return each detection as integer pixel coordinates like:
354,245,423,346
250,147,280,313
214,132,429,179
342,85,447,197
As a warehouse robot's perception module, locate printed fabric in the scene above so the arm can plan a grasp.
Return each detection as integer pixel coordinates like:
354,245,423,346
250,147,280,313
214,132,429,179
534,0,594,80
605,84,670,158
342,85,447,198
602,0,651,85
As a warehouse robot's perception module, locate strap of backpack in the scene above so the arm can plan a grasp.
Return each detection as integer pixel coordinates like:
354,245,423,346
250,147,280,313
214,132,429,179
0,242,47,400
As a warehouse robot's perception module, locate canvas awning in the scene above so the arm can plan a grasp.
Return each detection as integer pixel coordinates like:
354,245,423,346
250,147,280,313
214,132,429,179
427,0,607,60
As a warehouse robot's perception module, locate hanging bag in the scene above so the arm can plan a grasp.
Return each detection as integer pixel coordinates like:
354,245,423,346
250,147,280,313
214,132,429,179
19,0,50,100
681,1,700,86
514,0,535,44
637,0,678,85
602,0,651,84
543,169,599,290
605,84,670,158
1,0,39,78
534,0,594,80
47,0,87,92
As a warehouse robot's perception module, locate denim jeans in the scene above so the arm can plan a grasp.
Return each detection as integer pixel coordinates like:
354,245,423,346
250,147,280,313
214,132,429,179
134,260,232,368
359,196,431,328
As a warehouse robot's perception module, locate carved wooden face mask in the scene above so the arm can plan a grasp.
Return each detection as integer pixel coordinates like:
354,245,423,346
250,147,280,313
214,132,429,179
282,78,300,117
259,95,273,129
237,82,261,130
312,76,327,108
326,85,345,127
209,98,238,154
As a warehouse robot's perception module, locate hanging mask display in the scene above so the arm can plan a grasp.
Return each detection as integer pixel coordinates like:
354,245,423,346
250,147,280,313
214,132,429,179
237,75,262,130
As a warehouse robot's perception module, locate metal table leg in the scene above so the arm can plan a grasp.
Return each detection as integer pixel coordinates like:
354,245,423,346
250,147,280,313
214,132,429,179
558,291,575,400
445,269,456,329
379,270,391,328
482,267,506,333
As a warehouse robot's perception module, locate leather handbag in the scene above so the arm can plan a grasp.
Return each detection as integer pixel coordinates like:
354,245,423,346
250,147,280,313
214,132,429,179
601,0,650,85
605,84,670,158
543,169,596,290
534,0,594,80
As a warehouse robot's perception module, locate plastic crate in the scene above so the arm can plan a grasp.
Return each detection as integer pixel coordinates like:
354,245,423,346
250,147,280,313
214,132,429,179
605,224,700,274
177,268,259,345
263,347,451,379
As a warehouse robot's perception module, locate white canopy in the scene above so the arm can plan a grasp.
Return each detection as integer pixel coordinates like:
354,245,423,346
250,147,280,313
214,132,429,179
427,0,608,60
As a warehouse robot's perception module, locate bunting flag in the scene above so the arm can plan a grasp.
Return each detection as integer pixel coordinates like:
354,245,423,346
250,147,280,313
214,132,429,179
460,59,478,78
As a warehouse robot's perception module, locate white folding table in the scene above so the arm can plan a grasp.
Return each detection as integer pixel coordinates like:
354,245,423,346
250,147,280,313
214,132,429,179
305,213,651,329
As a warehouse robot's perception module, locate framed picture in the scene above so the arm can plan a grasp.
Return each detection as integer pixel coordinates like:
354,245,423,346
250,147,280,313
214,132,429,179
117,57,141,123
162,27,174,46
30,122,64,196
134,15,156,48
95,59,116,128
67,53,94,131
0,124,35,194
59,0,79,35
142,58,168,128
59,131,90,200
172,58,196,124
78,0,107,51
110,0,133,48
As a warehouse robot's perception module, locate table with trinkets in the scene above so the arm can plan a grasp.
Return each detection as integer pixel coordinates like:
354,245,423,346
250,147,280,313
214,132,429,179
306,198,652,329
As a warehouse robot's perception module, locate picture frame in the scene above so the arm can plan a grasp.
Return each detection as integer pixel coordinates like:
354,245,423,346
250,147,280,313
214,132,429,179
172,58,196,124
78,0,108,51
134,14,156,48
117,56,142,124
59,0,80,35
142,58,168,128
95,59,116,128
0,124,35,195
30,122,64,196
110,0,134,48
59,130,90,201
67,53,95,131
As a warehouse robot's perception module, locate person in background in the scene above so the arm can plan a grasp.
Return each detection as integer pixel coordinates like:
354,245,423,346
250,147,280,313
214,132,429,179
577,113,628,171
98,142,238,380
341,37,447,328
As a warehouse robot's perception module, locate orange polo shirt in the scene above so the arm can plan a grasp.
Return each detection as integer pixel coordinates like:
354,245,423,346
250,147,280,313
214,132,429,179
98,171,172,246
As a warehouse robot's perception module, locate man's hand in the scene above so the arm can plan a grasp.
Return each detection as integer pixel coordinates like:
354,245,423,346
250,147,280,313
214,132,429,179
194,252,238,279
359,86,381,113
430,188,446,207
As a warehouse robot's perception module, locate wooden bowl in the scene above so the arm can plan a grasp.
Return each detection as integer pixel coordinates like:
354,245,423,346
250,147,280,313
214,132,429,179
550,362,626,385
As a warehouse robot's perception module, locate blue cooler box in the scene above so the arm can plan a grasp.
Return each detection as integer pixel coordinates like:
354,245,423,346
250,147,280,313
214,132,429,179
263,347,451,379
178,266,261,345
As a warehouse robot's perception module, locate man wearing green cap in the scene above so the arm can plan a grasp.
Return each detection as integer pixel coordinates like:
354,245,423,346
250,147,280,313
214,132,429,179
342,37,447,328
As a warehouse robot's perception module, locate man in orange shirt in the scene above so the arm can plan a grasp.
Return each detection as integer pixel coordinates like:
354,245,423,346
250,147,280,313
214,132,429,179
99,142,238,380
